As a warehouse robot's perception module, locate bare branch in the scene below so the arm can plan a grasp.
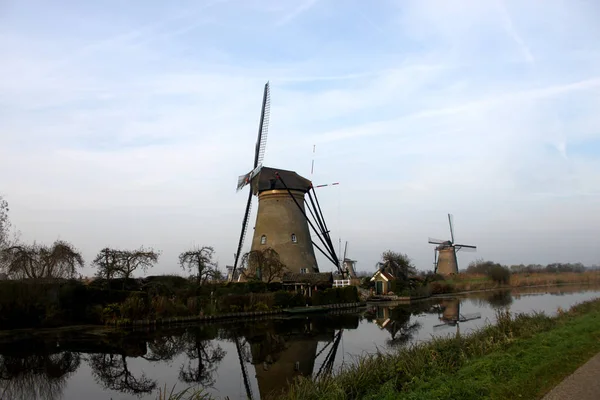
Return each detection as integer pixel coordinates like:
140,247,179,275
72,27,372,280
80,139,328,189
240,248,287,283
179,246,220,285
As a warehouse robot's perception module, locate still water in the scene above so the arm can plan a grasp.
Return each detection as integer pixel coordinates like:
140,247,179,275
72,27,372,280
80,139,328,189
1,285,599,400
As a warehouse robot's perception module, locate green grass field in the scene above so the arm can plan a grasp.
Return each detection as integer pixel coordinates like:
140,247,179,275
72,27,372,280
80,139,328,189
280,299,600,400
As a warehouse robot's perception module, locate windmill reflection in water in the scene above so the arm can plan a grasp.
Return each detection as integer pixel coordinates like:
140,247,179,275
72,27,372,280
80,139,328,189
433,298,482,337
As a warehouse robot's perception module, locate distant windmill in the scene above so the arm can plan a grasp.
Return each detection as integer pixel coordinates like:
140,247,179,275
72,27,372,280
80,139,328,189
428,214,477,275
231,82,342,281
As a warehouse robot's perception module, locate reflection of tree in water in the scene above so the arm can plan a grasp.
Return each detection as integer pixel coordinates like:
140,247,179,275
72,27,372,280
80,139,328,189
142,335,187,362
469,290,514,309
364,305,421,347
0,351,80,400
178,328,226,388
385,307,421,347
485,290,513,309
89,353,156,396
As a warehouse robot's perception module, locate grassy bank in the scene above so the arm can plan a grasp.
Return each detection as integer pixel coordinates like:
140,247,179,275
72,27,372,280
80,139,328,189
280,297,600,400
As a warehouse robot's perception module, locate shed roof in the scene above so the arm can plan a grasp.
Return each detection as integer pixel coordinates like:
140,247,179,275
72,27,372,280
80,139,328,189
370,270,395,282
252,166,312,195
282,272,333,285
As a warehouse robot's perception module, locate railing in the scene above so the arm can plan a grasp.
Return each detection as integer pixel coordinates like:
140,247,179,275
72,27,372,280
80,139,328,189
333,279,351,287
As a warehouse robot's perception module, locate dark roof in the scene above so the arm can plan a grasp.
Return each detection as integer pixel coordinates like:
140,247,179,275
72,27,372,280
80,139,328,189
252,166,312,195
282,272,333,285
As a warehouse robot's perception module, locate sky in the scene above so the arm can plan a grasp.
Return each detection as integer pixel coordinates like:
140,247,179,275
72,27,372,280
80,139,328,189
1,0,600,277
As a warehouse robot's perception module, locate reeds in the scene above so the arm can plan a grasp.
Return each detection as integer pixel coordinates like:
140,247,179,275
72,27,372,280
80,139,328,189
155,383,215,400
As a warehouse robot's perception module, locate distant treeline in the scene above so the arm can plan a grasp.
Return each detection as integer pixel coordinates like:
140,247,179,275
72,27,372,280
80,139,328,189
465,259,588,275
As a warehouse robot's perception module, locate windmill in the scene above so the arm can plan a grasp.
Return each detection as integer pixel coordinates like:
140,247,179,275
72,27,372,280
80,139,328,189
340,241,357,278
231,82,342,281
428,214,476,275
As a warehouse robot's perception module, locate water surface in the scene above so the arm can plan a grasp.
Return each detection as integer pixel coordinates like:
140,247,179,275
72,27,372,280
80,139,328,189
1,285,598,400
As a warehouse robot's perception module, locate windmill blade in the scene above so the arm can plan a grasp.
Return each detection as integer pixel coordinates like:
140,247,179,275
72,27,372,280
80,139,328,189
236,164,263,192
455,244,477,253
428,238,446,245
314,182,340,188
253,82,271,169
459,312,481,322
231,82,270,280
448,214,455,243
433,322,453,331
433,248,438,273
232,189,253,279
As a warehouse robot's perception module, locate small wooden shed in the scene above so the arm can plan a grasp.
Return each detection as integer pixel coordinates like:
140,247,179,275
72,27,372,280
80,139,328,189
370,270,395,295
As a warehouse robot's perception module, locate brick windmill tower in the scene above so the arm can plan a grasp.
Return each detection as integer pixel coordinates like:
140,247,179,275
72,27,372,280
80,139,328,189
428,214,477,275
230,82,341,281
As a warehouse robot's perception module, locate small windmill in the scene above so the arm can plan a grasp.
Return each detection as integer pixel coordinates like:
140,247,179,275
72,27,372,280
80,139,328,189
231,82,342,281
428,214,476,275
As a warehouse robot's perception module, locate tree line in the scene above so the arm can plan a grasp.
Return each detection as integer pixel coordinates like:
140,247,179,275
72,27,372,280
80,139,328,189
0,194,291,283
465,259,588,275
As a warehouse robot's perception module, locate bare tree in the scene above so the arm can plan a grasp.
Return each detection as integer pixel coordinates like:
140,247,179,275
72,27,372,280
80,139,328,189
92,248,122,280
179,246,219,285
118,247,160,279
0,195,10,250
241,248,287,283
0,240,84,279
92,247,160,280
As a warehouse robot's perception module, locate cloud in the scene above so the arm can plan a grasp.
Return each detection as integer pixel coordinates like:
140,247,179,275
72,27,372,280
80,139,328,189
1,0,600,276
275,0,320,26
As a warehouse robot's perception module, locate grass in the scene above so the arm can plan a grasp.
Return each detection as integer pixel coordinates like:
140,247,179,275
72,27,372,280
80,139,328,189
278,297,600,400
155,384,215,400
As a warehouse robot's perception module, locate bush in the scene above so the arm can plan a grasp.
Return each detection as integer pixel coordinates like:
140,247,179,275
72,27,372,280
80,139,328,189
312,286,359,306
120,294,147,320
273,291,306,309
429,281,455,295
487,265,511,284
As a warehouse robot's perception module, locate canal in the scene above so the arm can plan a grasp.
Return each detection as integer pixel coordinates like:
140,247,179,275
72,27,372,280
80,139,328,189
0,285,598,400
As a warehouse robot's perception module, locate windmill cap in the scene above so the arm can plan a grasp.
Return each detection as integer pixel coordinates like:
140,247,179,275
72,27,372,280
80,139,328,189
253,166,312,194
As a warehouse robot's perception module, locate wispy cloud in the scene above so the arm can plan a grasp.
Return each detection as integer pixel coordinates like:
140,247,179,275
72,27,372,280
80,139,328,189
275,0,320,26
496,0,535,64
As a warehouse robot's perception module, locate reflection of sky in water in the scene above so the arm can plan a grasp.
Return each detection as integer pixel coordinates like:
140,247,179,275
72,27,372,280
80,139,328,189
1,286,599,400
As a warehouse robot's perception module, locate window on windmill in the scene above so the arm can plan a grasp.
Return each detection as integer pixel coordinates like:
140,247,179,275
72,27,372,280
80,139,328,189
300,268,307,274
291,233,297,243
260,235,267,245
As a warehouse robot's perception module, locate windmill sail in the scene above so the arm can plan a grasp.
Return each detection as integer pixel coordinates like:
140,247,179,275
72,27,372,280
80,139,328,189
231,82,271,281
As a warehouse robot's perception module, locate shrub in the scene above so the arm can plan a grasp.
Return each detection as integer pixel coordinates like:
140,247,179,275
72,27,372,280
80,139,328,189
429,281,454,295
120,294,147,320
487,265,511,284
312,286,359,306
273,291,306,309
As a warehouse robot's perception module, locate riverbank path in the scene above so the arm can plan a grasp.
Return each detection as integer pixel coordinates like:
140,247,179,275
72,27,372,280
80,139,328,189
541,352,600,400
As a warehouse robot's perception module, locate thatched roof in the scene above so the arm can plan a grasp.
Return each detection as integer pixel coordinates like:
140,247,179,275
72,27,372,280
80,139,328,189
282,272,333,285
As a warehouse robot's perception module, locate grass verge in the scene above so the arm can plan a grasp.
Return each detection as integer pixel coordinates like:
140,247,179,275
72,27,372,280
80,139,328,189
280,298,600,400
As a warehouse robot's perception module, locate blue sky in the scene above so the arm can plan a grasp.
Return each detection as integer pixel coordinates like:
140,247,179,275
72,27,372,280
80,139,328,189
1,0,600,276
